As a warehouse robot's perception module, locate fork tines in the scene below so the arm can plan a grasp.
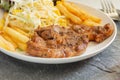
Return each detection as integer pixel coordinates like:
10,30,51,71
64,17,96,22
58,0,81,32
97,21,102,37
101,0,119,20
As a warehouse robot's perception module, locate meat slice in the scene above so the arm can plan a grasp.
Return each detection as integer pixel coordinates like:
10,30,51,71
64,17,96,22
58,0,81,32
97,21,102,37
27,33,66,58
94,23,114,42
72,23,114,43
26,25,89,58
26,24,113,58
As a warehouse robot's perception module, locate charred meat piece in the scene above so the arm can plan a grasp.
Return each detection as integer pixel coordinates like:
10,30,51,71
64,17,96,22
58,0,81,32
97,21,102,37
27,25,89,58
94,23,114,42
27,24,113,58
72,23,114,43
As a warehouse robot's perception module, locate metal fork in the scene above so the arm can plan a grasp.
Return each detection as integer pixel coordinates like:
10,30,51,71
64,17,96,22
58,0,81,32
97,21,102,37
101,0,120,21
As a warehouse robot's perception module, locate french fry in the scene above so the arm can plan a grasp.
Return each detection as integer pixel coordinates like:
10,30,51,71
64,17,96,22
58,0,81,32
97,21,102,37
4,27,29,43
13,39,27,51
0,18,5,30
56,1,82,24
0,36,9,50
2,33,18,48
8,20,32,32
0,35,15,51
11,27,29,37
4,32,27,51
17,42,27,51
88,15,101,23
83,19,101,27
62,1,101,23
62,1,87,21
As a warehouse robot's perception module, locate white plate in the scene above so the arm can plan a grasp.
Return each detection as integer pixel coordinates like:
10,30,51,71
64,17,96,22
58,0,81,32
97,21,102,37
0,1,117,64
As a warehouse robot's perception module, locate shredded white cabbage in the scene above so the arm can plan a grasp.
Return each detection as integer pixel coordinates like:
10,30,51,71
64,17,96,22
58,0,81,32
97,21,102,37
4,0,68,31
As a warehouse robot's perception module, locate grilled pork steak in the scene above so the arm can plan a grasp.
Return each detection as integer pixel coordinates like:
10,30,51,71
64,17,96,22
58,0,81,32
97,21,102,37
27,24,113,58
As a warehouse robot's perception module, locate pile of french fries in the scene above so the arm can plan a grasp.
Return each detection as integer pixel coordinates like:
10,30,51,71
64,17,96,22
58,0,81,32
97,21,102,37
0,13,30,51
56,1,101,26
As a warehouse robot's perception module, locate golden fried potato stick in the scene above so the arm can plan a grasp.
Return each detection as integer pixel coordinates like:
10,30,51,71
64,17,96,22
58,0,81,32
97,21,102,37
62,1,87,21
0,35,15,51
13,40,27,51
83,19,101,27
62,1,101,23
56,1,82,24
2,33,18,48
4,27,29,43
0,38,9,50
0,36,9,50
8,21,30,33
11,27,29,37
0,19,5,30
17,42,27,51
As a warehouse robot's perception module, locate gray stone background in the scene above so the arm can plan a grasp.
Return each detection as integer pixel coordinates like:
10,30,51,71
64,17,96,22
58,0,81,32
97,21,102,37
0,21,120,80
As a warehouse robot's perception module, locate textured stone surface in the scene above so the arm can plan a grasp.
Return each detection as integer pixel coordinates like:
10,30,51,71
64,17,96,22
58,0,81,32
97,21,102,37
0,21,120,80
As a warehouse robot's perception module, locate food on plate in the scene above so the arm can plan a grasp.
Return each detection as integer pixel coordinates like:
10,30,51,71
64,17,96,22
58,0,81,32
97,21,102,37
2,27,29,50
27,25,89,58
4,27,29,43
5,0,69,32
27,24,113,58
0,18,5,30
56,1,82,24
13,40,27,51
0,0,114,58
72,23,113,43
0,34,15,51
10,26,29,37
82,19,100,27
2,33,17,48
56,1,101,26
